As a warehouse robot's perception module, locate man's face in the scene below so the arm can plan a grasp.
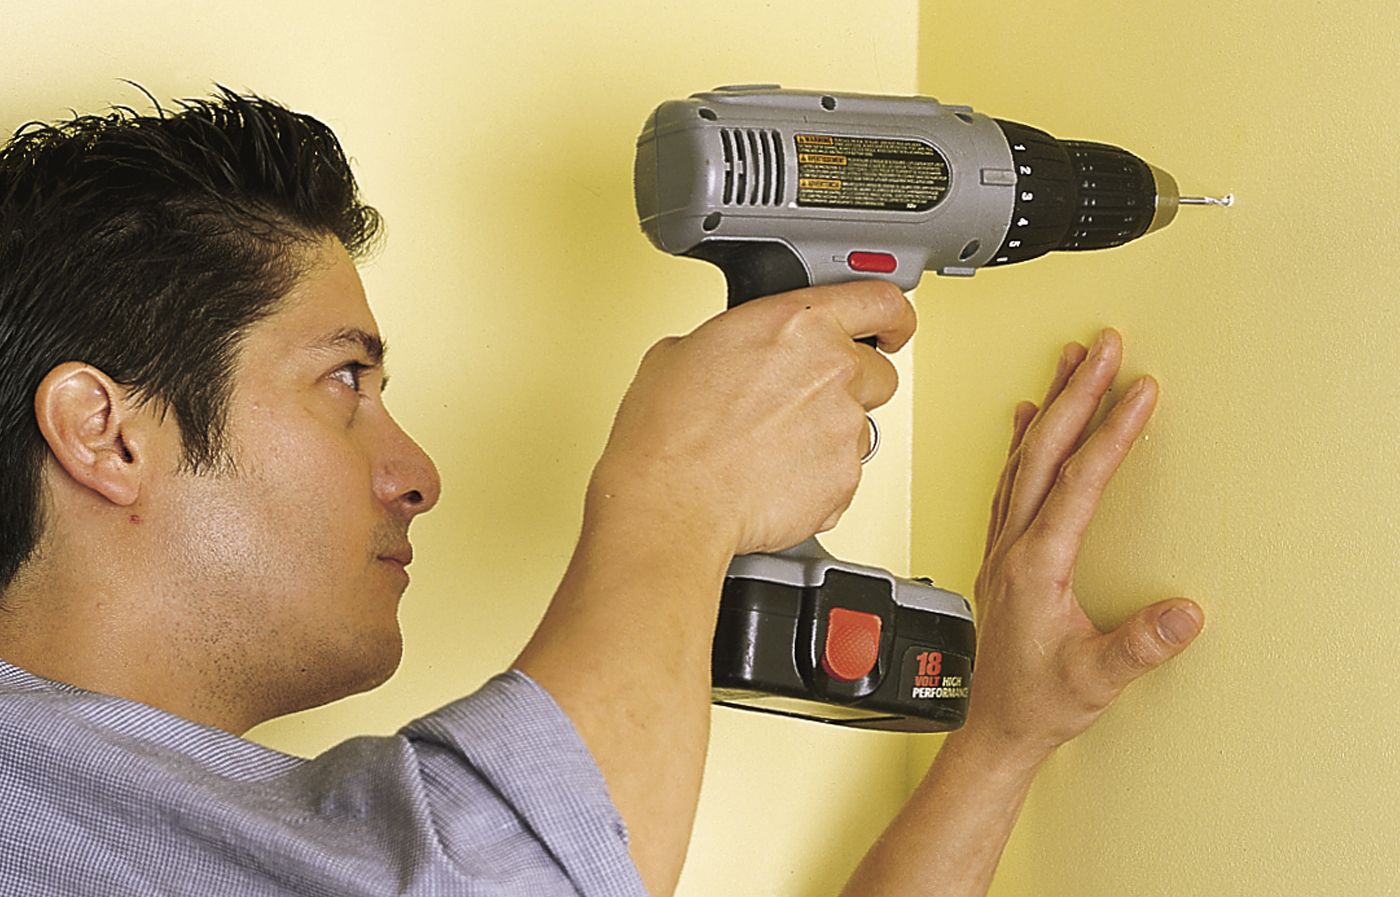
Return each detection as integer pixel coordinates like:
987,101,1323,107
151,238,440,718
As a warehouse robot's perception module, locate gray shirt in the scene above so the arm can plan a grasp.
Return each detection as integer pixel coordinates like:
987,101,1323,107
0,660,648,896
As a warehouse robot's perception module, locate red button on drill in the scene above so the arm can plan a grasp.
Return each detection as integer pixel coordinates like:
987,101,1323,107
821,607,883,681
847,251,898,274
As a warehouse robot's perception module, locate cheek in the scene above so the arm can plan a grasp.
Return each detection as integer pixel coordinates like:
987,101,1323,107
168,412,377,601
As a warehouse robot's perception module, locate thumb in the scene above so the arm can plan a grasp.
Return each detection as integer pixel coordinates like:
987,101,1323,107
1097,599,1204,688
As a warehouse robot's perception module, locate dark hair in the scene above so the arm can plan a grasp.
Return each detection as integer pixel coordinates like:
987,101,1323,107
0,85,382,592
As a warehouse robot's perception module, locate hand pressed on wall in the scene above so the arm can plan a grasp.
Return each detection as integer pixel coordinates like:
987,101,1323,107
839,328,1206,897
960,327,1206,767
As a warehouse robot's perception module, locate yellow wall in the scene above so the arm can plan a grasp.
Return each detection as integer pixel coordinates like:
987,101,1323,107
913,1,1400,893
18,3,1384,893
1,3,920,894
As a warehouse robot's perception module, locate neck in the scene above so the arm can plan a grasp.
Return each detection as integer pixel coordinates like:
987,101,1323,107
0,567,269,735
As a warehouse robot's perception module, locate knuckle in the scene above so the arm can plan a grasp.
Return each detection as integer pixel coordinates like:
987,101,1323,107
1055,455,1090,489
1119,628,1163,673
1000,537,1070,593
774,300,825,346
1018,431,1055,468
829,347,861,383
1039,559,1072,594
998,545,1033,587
873,278,905,310
808,346,860,392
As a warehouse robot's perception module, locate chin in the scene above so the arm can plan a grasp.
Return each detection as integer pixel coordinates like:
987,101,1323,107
359,634,405,692
342,626,405,697
276,623,405,715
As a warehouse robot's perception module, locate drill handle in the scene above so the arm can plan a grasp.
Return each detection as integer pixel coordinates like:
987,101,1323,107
684,239,878,347
684,239,809,308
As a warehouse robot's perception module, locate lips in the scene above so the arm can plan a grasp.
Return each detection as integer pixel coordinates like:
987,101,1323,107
378,546,413,567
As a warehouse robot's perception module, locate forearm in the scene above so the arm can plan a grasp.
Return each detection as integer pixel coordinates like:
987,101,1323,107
839,730,1044,897
509,283,915,893
513,477,734,897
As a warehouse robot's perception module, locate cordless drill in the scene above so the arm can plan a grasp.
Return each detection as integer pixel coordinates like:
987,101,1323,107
633,85,1227,732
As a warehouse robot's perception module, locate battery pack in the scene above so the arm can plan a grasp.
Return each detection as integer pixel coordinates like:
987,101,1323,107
711,546,975,732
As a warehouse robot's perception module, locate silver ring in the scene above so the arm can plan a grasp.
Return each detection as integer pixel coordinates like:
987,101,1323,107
860,414,880,465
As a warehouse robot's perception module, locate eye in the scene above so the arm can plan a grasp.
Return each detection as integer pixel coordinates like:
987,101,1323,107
329,362,369,395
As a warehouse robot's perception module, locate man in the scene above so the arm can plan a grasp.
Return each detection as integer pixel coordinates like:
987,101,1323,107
0,89,1204,896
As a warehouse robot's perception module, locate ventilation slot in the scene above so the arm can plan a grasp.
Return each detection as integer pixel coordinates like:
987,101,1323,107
720,128,785,206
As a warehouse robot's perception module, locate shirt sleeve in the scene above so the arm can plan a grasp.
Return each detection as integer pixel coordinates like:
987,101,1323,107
400,670,649,897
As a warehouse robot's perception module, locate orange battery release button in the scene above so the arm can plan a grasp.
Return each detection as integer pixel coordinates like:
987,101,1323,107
821,607,883,681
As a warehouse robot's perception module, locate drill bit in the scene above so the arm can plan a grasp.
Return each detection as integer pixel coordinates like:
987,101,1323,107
1178,194,1235,207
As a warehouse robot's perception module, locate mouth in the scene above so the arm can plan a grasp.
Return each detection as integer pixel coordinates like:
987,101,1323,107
377,545,414,568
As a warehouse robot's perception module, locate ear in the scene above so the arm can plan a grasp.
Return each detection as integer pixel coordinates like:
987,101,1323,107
34,363,147,507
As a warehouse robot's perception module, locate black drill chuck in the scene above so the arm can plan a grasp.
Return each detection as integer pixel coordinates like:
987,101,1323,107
987,120,1180,267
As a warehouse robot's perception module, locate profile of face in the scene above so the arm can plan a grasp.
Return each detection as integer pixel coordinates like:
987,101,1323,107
145,237,441,719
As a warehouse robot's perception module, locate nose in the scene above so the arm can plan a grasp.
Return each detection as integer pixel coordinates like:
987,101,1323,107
373,413,442,519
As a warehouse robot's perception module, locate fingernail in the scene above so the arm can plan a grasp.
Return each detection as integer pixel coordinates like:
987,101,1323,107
1157,607,1201,645
1090,330,1107,358
1125,376,1149,402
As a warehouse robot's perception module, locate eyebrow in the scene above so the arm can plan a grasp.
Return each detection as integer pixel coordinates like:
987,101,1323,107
307,326,391,391
309,326,387,364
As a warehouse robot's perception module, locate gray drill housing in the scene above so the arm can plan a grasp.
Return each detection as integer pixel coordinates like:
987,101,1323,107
635,85,1018,287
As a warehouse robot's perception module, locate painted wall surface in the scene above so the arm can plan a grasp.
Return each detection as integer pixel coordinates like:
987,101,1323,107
0,2,920,894
913,2,1400,894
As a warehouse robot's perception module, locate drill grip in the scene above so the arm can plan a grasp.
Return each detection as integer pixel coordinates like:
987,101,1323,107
684,239,809,307
684,239,878,347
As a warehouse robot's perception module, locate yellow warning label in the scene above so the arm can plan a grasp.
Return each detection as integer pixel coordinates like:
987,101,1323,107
794,132,950,211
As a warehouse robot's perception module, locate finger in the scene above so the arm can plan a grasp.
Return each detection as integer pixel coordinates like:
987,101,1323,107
984,400,1038,560
1021,375,1157,576
1094,599,1204,690
1000,328,1124,547
1033,342,1089,430
991,343,1086,555
858,411,877,459
986,339,1087,561
848,341,900,411
782,280,917,354
996,342,1080,531
1007,399,1040,457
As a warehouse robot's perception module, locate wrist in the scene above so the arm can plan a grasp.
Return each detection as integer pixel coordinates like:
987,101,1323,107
940,723,1053,784
516,467,737,691
584,459,741,562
